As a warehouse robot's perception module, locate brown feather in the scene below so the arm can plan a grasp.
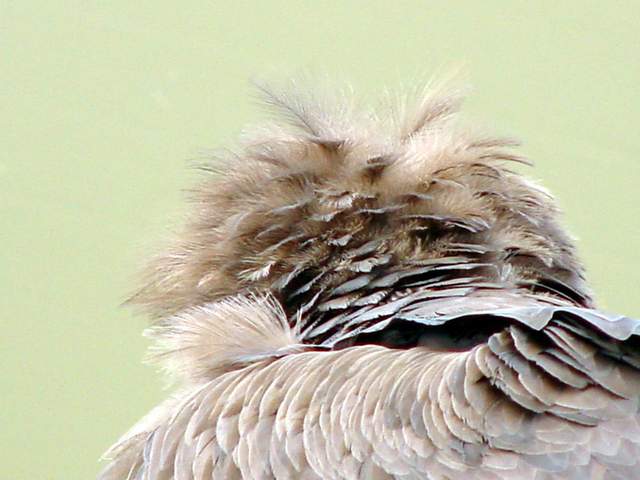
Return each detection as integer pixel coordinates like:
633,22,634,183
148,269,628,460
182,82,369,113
128,80,590,322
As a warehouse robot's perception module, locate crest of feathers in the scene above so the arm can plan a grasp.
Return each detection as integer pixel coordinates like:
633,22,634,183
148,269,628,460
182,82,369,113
136,79,593,381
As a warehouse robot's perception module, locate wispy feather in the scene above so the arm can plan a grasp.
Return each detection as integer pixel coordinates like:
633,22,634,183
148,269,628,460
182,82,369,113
146,293,305,382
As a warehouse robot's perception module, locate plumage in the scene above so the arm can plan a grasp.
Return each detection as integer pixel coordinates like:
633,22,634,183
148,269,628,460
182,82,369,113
100,80,640,479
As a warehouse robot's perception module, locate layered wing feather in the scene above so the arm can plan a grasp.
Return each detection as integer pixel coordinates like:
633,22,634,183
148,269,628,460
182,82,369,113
100,300,640,480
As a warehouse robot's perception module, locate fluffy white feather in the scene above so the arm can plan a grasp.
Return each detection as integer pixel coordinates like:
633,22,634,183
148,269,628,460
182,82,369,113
146,293,305,383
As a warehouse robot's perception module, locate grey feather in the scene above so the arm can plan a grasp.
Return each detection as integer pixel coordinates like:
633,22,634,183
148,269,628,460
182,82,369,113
100,80,639,480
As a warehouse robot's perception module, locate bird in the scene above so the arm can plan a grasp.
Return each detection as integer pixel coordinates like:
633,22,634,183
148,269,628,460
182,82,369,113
98,80,640,480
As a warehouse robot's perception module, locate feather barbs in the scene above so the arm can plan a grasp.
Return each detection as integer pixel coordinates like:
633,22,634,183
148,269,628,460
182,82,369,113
130,79,590,326
146,293,307,382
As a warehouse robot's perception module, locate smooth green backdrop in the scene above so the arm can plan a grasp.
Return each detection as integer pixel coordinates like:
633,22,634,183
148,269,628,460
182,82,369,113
2,2,639,478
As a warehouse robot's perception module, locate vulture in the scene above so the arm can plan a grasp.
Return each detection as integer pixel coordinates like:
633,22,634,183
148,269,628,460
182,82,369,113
99,81,640,480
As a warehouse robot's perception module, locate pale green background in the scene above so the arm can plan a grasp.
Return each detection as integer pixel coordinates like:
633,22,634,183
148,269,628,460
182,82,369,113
2,1,639,478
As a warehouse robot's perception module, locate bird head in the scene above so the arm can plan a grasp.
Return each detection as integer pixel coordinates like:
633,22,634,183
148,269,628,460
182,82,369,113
133,81,593,381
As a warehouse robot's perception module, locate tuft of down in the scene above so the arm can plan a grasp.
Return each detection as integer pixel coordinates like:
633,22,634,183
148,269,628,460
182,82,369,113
146,293,306,383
